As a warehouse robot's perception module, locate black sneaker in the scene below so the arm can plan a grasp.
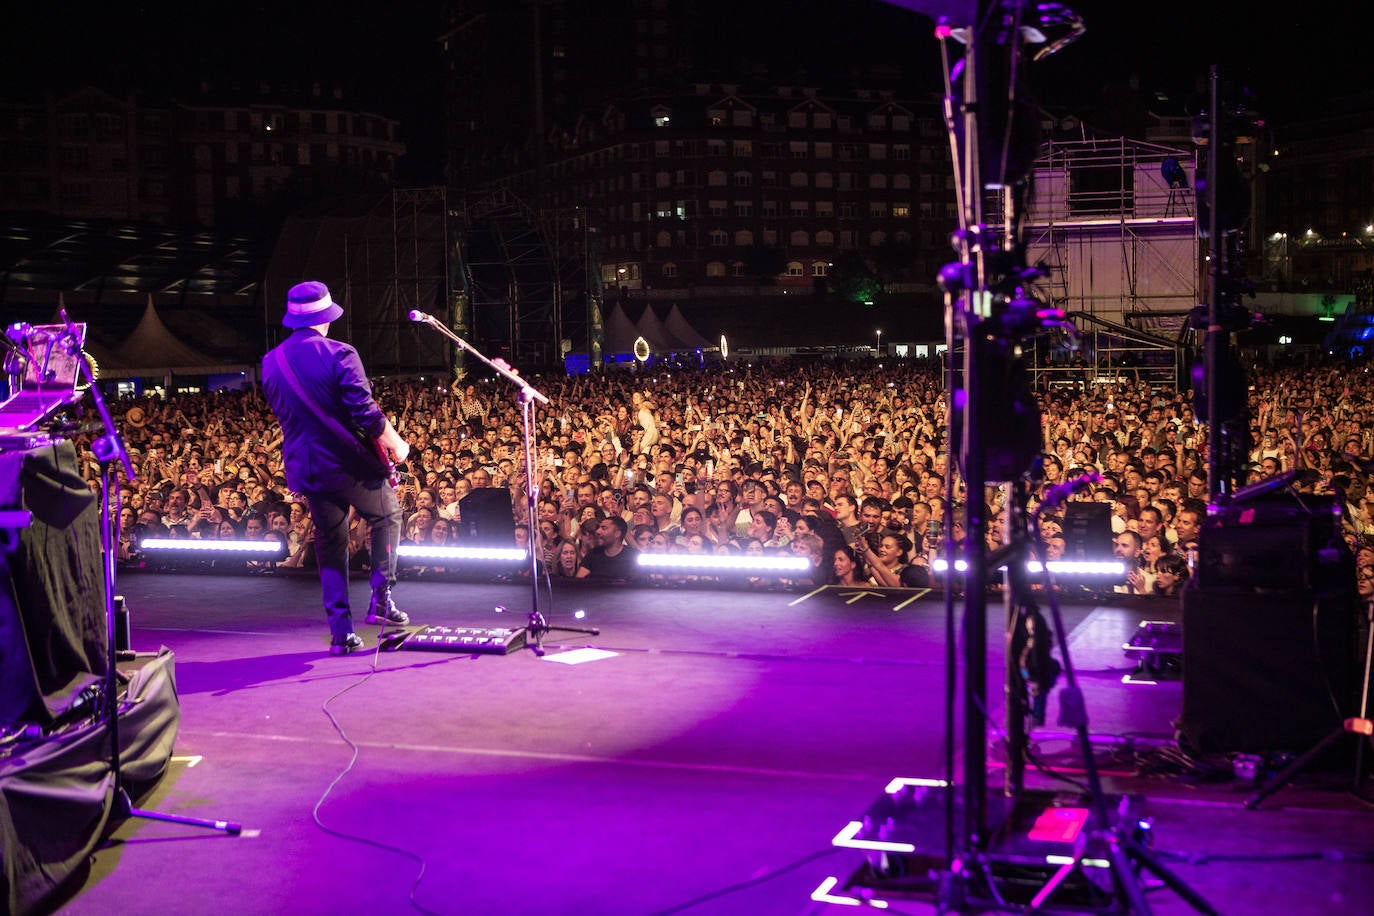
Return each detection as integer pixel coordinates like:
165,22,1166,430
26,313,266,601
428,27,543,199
365,590,409,626
329,632,365,655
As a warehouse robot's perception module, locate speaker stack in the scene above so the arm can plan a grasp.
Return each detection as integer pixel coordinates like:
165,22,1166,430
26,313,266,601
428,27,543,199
1178,493,1359,755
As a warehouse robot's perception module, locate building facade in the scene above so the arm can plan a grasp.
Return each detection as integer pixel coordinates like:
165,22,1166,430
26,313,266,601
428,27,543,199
0,85,405,228
486,83,957,308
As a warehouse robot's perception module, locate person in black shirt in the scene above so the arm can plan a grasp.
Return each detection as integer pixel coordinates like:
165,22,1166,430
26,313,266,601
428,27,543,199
579,515,639,581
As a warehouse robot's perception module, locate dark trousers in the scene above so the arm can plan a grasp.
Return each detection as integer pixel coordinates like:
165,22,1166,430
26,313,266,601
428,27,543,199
305,480,401,638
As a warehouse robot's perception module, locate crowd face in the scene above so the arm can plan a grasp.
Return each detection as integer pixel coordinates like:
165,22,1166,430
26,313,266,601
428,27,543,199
1112,533,1141,561
558,541,580,573
595,518,622,549
1155,564,1183,594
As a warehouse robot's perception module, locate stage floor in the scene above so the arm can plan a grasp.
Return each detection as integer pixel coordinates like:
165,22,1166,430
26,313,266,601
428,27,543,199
51,573,1373,915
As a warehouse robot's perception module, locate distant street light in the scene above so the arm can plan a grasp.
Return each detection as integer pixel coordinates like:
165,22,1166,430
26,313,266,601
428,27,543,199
875,328,882,355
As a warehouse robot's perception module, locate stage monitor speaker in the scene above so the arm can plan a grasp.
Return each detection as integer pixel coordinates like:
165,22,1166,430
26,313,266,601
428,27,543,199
1178,582,1357,755
457,488,515,545
1062,501,1113,561
1197,493,1343,591
0,441,106,729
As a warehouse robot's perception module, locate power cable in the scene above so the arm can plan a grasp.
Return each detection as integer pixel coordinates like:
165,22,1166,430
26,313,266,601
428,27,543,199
311,642,443,916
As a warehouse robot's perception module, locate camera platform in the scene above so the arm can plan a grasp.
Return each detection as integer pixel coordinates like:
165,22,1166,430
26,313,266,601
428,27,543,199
820,778,1145,912
1121,620,1182,684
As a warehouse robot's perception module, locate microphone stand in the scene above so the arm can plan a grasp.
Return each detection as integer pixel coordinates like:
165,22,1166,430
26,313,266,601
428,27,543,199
59,308,241,836
409,312,599,654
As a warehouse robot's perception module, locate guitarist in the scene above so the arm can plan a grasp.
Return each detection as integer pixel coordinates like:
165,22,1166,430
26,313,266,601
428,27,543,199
262,280,413,655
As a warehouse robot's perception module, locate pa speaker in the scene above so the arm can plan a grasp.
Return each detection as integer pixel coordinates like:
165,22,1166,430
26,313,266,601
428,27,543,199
1178,582,1357,755
1197,494,1343,591
1063,502,1113,561
457,488,515,545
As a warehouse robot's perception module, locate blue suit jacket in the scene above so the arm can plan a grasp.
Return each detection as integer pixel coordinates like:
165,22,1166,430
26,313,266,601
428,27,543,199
262,329,388,494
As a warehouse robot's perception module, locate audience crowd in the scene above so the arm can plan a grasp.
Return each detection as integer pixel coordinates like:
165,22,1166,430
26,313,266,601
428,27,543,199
82,356,1374,596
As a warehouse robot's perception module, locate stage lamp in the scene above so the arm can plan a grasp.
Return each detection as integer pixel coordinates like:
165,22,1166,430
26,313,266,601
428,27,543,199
1161,156,1188,188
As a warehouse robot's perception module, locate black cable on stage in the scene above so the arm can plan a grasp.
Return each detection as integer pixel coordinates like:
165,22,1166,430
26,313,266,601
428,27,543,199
645,846,845,915
311,641,443,916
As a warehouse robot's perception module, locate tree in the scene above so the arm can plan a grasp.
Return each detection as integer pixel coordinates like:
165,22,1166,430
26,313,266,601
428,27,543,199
828,250,882,306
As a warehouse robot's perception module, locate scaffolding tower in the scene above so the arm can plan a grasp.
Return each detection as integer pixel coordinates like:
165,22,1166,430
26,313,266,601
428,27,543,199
1023,138,1199,389
455,187,595,370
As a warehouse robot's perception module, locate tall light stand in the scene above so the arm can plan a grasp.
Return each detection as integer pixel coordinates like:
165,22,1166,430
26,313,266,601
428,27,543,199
923,4,1214,912
409,310,598,654
61,308,241,836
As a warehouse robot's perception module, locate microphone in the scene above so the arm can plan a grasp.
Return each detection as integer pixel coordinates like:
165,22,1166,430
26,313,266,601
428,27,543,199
408,310,435,324
1037,471,1102,514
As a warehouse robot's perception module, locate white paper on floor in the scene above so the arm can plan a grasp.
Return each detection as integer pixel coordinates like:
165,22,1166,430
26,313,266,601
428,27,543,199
541,647,618,665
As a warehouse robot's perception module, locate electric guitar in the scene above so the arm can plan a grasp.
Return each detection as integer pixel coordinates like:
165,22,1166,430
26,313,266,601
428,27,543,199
367,434,401,488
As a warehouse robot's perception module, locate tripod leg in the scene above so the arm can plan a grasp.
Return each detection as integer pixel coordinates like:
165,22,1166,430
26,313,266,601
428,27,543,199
1125,838,1220,916
118,788,242,834
1244,726,1346,810
1104,837,1153,916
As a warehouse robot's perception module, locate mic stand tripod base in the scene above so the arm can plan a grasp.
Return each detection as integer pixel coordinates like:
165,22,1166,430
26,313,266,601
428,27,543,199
517,611,600,657
111,785,242,835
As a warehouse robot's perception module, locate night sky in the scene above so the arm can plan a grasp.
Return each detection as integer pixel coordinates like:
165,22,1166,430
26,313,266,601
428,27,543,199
0,1,1367,176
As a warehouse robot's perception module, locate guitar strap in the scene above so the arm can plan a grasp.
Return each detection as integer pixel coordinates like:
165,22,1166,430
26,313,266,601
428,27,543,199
266,345,383,474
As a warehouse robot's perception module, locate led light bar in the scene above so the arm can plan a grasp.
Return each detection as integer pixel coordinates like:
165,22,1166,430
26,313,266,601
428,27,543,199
1046,854,1111,869
635,552,811,573
884,776,949,794
810,875,889,908
831,820,916,853
932,558,1125,576
139,538,287,559
397,545,529,562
